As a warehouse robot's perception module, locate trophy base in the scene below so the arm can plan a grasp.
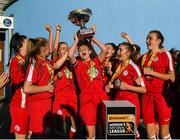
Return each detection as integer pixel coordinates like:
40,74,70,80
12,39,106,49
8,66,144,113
77,28,94,40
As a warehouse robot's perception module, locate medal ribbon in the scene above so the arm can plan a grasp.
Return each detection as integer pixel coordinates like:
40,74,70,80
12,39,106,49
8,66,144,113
109,59,129,84
45,62,54,81
141,50,159,67
65,67,73,79
16,55,24,62
83,60,95,81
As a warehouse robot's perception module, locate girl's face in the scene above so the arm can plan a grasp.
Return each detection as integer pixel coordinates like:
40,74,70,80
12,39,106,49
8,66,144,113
105,44,115,58
78,45,91,61
40,44,49,58
117,45,130,61
146,33,161,51
58,43,68,57
19,38,28,57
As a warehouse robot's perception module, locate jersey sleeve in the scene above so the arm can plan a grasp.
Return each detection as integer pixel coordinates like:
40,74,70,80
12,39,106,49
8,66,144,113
10,59,25,86
25,63,38,84
164,51,174,72
130,60,145,87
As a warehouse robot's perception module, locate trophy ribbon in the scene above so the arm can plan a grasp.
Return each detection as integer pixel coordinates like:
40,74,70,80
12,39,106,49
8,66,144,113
141,49,159,67
64,67,73,79
45,62,54,82
109,59,130,85
16,54,25,65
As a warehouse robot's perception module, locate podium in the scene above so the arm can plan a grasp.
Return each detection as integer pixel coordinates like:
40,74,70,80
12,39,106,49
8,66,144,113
102,100,136,139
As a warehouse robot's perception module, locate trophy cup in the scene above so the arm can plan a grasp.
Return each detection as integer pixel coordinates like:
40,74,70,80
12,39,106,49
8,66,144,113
68,8,94,40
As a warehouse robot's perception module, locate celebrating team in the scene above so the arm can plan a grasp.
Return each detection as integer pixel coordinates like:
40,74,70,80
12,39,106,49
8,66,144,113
3,24,174,139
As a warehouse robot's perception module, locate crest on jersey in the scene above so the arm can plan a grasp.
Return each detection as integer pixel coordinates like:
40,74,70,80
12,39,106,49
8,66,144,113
154,56,159,62
123,70,128,76
14,125,20,132
87,67,98,79
57,109,62,115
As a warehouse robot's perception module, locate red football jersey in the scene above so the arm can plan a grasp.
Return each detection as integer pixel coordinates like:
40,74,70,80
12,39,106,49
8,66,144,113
142,51,174,94
54,62,76,96
10,55,28,108
73,57,104,94
25,58,53,102
116,60,145,99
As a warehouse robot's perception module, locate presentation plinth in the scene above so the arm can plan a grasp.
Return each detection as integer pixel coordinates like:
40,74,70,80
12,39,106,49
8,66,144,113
102,100,136,139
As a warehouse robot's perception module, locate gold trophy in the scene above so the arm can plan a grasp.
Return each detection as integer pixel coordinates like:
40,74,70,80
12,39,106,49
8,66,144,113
68,8,94,40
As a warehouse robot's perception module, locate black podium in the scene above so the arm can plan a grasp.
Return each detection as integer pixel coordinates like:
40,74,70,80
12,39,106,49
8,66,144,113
102,100,136,139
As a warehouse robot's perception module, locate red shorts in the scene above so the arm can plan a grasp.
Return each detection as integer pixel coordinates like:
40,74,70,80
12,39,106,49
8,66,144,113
142,94,172,125
79,93,101,125
28,98,52,134
53,91,77,119
10,105,29,134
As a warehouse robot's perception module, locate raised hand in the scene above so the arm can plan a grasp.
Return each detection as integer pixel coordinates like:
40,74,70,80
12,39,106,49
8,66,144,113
74,33,79,42
121,32,129,39
92,24,96,33
56,24,62,32
45,24,52,32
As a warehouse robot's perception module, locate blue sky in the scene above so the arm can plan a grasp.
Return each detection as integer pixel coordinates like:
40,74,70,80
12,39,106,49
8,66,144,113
5,0,180,54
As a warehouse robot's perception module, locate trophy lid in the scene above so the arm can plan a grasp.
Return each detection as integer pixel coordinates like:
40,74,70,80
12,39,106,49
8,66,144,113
68,8,92,26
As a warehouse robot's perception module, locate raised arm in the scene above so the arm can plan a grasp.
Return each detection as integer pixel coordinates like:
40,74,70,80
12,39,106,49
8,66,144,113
68,34,79,64
121,32,134,45
52,24,62,60
54,24,61,51
53,52,68,69
45,24,53,54
91,37,107,63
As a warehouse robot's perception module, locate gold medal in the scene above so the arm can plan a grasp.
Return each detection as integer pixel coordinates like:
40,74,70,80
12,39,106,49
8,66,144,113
64,67,73,79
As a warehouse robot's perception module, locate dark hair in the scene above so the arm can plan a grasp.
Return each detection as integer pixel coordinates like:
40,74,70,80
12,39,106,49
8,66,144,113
30,37,48,59
149,30,164,48
118,42,134,54
118,42,141,63
77,39,97,59
131,44,141,63
7,33,27,67
10,32,27,53
105,42,118,60
22,37,48,73
58,42,68,50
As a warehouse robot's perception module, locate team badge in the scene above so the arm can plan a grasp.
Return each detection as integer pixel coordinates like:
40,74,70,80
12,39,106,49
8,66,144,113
87,66,98,80
154,56,159,62
57,109,62,115
64,67,73,79
14,125,20,132
123,70,128,76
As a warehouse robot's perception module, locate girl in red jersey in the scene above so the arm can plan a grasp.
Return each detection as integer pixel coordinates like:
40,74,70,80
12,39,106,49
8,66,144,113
105,42,147,138
141,30,175,140
102,43,117,89
51,25,78,138
9,33,29,139
23,37,67,138
68,32,107,139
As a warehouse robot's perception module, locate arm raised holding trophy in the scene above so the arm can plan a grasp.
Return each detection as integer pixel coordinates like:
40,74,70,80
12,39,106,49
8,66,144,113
68,8,108,139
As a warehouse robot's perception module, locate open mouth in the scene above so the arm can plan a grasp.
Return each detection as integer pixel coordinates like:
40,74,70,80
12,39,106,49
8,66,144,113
82,52,86,56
